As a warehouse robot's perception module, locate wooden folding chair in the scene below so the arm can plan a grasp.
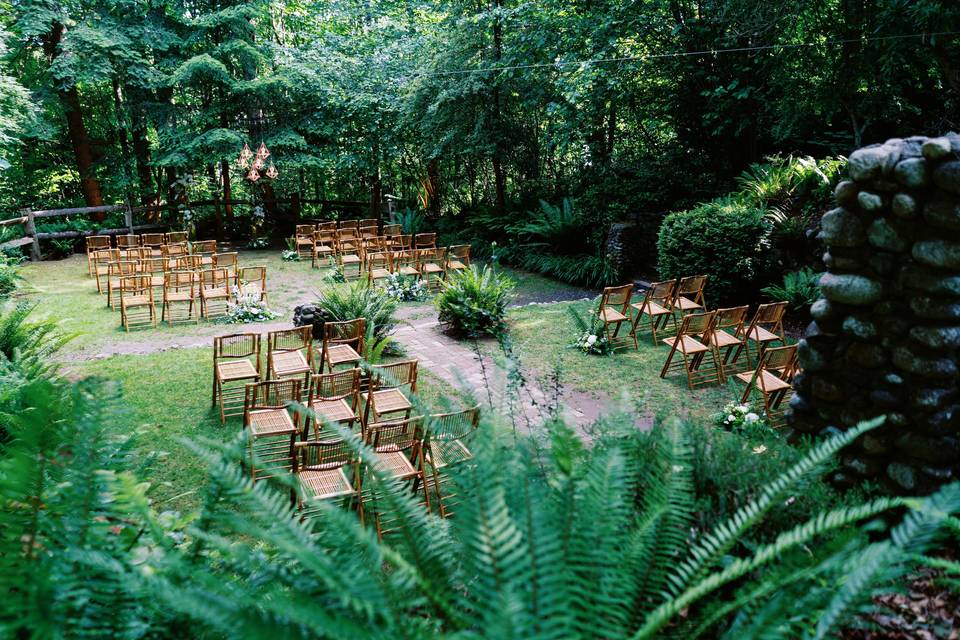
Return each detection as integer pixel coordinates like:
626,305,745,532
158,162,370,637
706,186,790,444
292,438,363,521
212,332,261,423
165,231,188,245
243,379,302,483
630,279,677,344
119,275,155,331
336,229,363,280
392,249,420,279
200,268,231,319
597,284,639,351
140,256,167,296
660,311,724,389
446,245,471,273
238,266,267,302
141,233,165,257
85,235,112,275
363,359,418,428
734,302,788,366
294,224,316,259
671,275,708,318
319,319,365,373
173,255,202,271
736,344,798,419
93,249,119,293
106,260,138,309
119,246,146,261
424,406,480,517
389,234,412,251
709,305,749,376
359,225,379,240
418,247,447,291
361,416,430,538
338,219,359,230
162,242,188,269
358,218,379,230
266,326,313,384
382,223,401,238
367,251,393,287
414,232,436,249
192,240,217,265
306,368,362,439
117,234,139,250
213,252,239,286
312,224,337,269
162,270,199,325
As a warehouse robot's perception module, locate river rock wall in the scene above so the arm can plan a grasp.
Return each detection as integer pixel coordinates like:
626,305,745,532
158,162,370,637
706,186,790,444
789,133,960,492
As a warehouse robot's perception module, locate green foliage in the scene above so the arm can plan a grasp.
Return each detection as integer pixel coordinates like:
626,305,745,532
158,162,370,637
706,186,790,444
511,198,590,255
567,305,614,355
508,250,619,287
657,197,773,305
0,254,21,300
397,208,427,235
762,267,822,312
315,280,399,348
436,265,515,338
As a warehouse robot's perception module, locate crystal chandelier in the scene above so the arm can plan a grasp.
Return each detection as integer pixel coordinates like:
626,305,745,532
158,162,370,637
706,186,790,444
237,141,276,181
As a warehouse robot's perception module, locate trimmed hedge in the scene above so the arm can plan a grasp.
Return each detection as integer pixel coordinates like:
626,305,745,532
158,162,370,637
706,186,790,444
657,197,773,305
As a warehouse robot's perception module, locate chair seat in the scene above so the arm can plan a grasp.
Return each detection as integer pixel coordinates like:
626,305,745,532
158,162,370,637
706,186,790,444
674,296,703,311
310,398,357,424
216,359,258,381
736,370,791,392
427,440,472,470
421,263,443,274
165,291,195,302
122,295,152,306
202,287,230,298
367,388,411,415
711,329,742,348
314,245,334,255
248,408,296,436
341,254,361,264
447,260,467,270
661,335,710,354
601,307,628,323
748,326,781,343
272,350,311,377
398,266,419,277
372,449,417,478
296,238,314,246
326,344,362,366
149,276,165,287
300,467,355,500
633,300,670,316
370,268,391,279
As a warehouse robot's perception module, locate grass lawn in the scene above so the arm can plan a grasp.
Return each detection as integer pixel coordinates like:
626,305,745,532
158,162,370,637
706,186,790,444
501,300,740,424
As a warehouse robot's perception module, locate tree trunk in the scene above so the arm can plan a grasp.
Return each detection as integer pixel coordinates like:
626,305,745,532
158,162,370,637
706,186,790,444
126,84,154,203
44,22,103,208
427,158,441,218
221,159,233,224
370,138,382,218
490,0,506,217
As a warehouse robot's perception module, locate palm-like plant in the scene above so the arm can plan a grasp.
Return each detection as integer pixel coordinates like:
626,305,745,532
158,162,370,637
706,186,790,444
435,264,515,338
510,197,588,256
315,280,399,349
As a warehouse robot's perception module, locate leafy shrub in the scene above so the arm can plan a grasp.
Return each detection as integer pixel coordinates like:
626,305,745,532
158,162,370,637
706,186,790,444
761,267,821,312
0,254,21,299
46,239,75,259
568,305,613,355
509,250,618,287
316,280,398,347
397,208,427,235
436,264,515,338
657,197,774,305
383,273,428,302
510,197,590,256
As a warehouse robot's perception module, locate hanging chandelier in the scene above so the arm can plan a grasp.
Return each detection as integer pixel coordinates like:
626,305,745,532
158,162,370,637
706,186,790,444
237,141,277,181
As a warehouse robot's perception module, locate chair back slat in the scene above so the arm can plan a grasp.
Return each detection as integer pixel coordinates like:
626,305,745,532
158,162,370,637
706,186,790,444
648,279,676,302
323,318,365,345
245,379,302,412
678,310,716,338
755,301,787,324
716,305,749,331
295,439,354,471
309,368,360,403
165,232,188,245
429,406,480,442
601,284,633,309
141,233,165,247
216,333,260,359
369,360,418,392
761,344,797,373
269,326,312,353
677,275,707,296
367,417,423,453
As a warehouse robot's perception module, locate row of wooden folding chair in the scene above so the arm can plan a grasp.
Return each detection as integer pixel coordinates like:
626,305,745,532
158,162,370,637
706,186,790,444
310,229,439,267
212,319,366,423
85,232,192,274
92,249,240,293
365,246,471,288
599,276,708,347
101,257,260,305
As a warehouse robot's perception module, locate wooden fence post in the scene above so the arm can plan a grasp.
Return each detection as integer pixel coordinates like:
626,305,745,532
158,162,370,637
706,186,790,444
124,199,134,234
24,209,40,261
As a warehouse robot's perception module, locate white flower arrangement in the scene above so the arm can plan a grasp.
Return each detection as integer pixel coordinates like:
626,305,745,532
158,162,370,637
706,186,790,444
715,401,772,435
217,285,281,324
573,330,612,355
281,249,300,262
383,273,428,302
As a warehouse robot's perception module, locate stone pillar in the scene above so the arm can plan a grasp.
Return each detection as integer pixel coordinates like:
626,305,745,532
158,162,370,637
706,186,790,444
789,133,960,493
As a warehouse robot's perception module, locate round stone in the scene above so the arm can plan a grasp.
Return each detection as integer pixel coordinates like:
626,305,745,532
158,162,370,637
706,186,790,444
819,208,865,247
933,160,960,194
912,388,955,412
819,273,883,305
887,462,917,490
812,378,843,402
857,191,884,212
895,433,959,465
909,325,960,349
861,435,890,455
846,343,888,368
866,219,907,252
922,137,954,160
912,240,960,269
891,193,917,218
842,315,877,339
810,298,835,320
892,346,959,377
899,265,960,297
923,195,960,231
797,338,827,371
834,180,859,207
893,157,928,187
848,145,889,181
910,296,960,320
